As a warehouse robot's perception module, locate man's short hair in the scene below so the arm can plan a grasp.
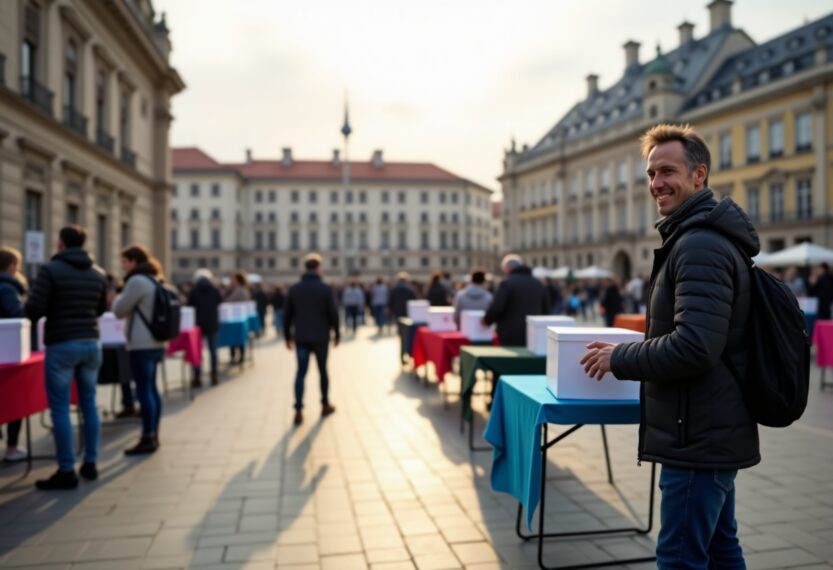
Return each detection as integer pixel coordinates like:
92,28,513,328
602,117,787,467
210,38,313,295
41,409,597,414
396,271,411,282
59,225,86,248
640,123,711,187
501,254,523,272
0,247,22,273
470,269,486,285
194,268,214,282
304,252,322,271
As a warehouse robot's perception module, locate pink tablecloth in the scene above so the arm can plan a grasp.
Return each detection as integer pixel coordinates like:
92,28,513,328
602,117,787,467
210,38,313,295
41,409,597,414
812,320,833,367
166,327,203,368
0,352,78,424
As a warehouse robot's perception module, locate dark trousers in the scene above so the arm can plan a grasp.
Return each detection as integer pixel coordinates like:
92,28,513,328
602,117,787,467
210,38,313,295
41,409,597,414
657,466,745,569
193,332,219,378
3,421,22,447
294,342,330,411
128,349,165,436
230,345,246,363
345,305,360,333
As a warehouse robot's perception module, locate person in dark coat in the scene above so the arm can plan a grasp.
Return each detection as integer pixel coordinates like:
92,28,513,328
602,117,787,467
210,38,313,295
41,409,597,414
284,254,340,425
388,272,417,320
581,125,757,567
251,284,269,338
426,272,451,306
271,284,285,339
0,247,27,463
810,263,833,320
600,278,623,327
187,269,223,387
483,254,549,346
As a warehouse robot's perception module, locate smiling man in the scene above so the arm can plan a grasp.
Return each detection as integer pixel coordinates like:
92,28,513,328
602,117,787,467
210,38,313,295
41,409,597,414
580,124,760,569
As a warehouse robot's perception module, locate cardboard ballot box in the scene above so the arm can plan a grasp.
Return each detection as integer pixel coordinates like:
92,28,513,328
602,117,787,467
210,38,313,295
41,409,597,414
219,303,236,322
0,318,31,364
460,310,494,342
99,312,127,345
180,306,195,331
526,315,576,355
245,301,257,316
407,300,430,323
546,326,643,400
427,307,456,332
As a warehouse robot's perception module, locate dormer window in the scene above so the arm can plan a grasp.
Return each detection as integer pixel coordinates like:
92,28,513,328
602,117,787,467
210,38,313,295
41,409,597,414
787,37,804,50
783,60,795,75
761,49,774,61
816,26,831,39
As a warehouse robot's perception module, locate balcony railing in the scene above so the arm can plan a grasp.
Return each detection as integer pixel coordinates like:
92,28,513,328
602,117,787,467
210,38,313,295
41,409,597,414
63,105,88,137
750,210,822,228
97,129,115,154
121,146,136,168
20,76,54,115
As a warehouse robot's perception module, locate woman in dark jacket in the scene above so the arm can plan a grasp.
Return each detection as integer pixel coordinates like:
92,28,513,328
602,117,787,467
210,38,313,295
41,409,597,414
425,272,451,306
0,247,26,463
187,269,223,387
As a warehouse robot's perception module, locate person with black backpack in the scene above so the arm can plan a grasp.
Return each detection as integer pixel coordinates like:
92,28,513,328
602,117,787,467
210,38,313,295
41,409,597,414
579,124,791,568
112,245,174,455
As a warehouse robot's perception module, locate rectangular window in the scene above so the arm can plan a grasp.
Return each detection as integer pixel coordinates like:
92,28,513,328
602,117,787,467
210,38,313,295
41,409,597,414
309,191,317,204
795,113,812,152
617,162,627,187
67,203,80,224
359,212,367,223
398,191,406,204
420,212,429,223
255,190,263,203
190,228,199,249
634,159,646,181
451,232,459,249
381,212,389,223
346,191,353,204
439,192,447,204
330,212,338,223
769,119,784,157
255,212,263,223
255,231,263,250
398,230,407,249
451,193,458,204
212,229,221,249
570,175,579,197
290,212,299,223
796,179,812,220
309,231,318,249
381,191,389,204
191,184,200,197
330,230,339,250
398,212,406,223
420,192,428,204
268,231,276,249
290,190,299,203
310,212,318,223
359,191,367,204
359,231,368,250
290,231,299,250
121,222,131,246
600,168,610,190
618,205,627,232
345,231,354,249
746,125,761,163
211,184,221,197
719,133,732,169
381,230,390,249
211,208,220,220
330,190,338,204
171,229,178,250
769,184,784,223
421,231,429,249
190,208,199,221
268,190,276,203
440,232,447,249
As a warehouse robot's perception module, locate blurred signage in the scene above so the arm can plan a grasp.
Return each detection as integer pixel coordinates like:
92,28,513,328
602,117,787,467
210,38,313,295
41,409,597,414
25,231,45,264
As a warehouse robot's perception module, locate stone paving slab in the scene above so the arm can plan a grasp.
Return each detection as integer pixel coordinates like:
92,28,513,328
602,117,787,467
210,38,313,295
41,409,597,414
1,325,832,569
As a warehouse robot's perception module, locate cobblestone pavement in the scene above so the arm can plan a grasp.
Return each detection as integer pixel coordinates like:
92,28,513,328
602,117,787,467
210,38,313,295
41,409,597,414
1,324,832,569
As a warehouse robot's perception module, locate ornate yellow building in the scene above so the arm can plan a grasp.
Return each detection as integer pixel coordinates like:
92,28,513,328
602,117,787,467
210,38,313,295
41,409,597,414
500,0,833,279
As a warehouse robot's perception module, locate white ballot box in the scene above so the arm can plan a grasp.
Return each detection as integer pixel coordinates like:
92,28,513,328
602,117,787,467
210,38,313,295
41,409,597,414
99,312,127,345
798,297,818,314
180,306,195,331
546,326,643,400
526,315,576,354
427,307,456,332
0,319,31,364
460,310,494,342
245,301,257,316
231,303,249,320
407,300,430,323
219,303,236,322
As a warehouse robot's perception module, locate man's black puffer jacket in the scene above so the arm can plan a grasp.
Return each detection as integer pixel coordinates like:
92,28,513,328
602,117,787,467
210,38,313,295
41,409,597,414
611,189,761,470
25,248,108,346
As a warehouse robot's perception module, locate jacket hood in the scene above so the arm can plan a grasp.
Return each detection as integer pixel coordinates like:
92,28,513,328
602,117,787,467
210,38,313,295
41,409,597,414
194,277,216,291
52,247,94,270
509,265,533,277
656,189,760,257
301,271,322,281
0,273,25,294
461,284,489,300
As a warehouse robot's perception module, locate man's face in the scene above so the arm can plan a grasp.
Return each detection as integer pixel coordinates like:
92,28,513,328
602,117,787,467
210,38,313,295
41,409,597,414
646,140,705,217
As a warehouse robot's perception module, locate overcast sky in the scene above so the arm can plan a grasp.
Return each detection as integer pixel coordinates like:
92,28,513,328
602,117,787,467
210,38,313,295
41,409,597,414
156,0,832,193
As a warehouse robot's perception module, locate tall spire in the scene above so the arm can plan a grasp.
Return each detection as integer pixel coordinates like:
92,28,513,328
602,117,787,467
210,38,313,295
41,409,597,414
341,96,352,139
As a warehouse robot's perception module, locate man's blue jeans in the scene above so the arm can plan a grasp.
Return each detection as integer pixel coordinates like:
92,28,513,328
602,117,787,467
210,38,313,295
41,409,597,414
294,342,330,411
657,466,746,569
128,349,165,436
45,340,102,471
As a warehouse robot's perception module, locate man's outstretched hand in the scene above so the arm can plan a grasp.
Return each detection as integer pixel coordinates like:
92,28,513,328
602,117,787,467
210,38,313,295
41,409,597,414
580,341,616,381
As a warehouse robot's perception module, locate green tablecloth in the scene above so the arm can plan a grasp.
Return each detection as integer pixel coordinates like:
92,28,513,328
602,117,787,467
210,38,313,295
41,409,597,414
459,346,546,422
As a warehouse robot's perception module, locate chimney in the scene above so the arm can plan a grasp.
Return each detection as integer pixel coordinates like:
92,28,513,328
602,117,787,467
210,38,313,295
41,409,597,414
707,0,732,33
245,148,252,164
586,74,599,98
678,21,695,45
332,149,341,166
281,147,292,167
371,149,384,168
624,40,641,70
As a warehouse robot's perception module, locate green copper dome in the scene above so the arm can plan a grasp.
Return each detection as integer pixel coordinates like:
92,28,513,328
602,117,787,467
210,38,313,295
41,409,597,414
644,45,673,76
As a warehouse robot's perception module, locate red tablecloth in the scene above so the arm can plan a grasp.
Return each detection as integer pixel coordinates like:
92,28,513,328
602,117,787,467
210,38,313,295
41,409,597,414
812,320,833,367
0,353,48,424
166,327,203,367
613,314,647,333
412,328,473,382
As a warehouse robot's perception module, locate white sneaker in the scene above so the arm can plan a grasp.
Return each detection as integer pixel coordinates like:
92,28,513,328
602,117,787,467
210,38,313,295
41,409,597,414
3,448,27,463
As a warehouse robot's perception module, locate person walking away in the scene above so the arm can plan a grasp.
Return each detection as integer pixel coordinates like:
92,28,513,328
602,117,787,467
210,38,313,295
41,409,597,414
0,247,27,463
271,284,285,339
224,271,251,364
112,245,168,455
388,272,417,321
810,263,833,319
545,277,563,315
426,272,451,306
453,269,493,327
581,124,758,567
600,278,623,327
783,267,806,299
187,269,222,387
284,254,340,425
251,283,269,338
370,277,390,334
341,279,364,335
25,226,108,489
625,274,645,313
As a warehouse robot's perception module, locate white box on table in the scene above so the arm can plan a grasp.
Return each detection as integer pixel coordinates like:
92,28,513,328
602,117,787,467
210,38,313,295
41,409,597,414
427,307,456,332
99,312,127,345
460,310,494,342
407,300,430,323
0,318,31,364
526,315,576,354
219,303,236,322
546,326,643,400
798,297,818,314
180,306,195,331
231,302,249,320
245,301,257,316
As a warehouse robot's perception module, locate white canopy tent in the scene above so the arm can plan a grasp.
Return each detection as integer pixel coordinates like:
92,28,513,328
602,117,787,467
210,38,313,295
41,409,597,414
532,266,552,279
756,242,833,267
549,266,573,280
751,251,771,266
573,266,614,279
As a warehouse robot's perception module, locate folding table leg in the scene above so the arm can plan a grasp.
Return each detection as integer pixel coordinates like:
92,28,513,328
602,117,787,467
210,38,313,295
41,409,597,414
600,425,614,484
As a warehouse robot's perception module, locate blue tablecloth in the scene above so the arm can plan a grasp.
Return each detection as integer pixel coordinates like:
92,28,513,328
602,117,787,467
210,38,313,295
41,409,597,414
484,375,640,529
805,312,817,339
217,319,249,348
248,314,262,335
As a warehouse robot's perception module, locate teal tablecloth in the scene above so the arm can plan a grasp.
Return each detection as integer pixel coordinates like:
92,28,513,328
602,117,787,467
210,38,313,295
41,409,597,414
248,314,262,335
217,319,249,348
483,375,640,529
